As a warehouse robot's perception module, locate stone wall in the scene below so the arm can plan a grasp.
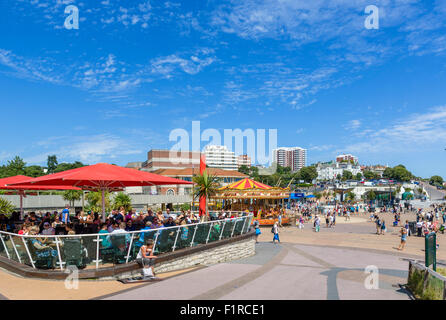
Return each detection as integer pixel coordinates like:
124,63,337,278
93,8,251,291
154,238,256,274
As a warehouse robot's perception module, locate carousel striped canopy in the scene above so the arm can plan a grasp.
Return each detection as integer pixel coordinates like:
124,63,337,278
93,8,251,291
220,178,272,190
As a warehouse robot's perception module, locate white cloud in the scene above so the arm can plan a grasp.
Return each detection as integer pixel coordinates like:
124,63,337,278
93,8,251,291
25,134,142,164
150,49,216,78
343,106,446,154
345,119,362,130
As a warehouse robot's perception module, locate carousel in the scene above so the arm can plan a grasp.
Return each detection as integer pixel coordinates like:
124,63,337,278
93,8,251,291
212,178,291,226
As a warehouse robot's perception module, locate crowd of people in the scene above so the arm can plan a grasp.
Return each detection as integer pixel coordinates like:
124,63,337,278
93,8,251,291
1,206,247,238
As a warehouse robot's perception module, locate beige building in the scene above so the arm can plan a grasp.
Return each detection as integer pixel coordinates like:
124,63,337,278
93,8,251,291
237,155,252,168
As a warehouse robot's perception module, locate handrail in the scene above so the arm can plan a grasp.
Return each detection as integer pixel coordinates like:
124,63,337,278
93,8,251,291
0,214,254,271
0,215,252,239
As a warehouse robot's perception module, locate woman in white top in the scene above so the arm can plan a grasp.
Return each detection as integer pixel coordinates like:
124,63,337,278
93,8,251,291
137,239,157,279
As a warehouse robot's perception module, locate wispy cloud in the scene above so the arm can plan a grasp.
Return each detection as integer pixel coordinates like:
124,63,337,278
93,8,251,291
25,134,143,164
344,119,362,130
150,49,216,78
343,106,446,154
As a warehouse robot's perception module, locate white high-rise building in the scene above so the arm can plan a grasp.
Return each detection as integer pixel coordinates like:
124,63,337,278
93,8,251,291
204,145,238,171
273,147,307,172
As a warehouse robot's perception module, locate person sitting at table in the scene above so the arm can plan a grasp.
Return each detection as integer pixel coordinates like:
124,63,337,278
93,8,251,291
29,227,58,258
41,222,56,236
78,211,88,224
125,210,133,223
98,223,112,248
18,223,31,235
125,219,136,232
164,216,176,228
154,211,163,223
115,208,125,224
52,216,63,229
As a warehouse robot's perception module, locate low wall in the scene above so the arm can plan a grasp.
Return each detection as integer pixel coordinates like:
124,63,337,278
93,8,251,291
0,231,256,280
155,237,255,274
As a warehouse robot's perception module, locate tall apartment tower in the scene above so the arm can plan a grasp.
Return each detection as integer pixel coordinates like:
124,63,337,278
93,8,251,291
273,147,307,172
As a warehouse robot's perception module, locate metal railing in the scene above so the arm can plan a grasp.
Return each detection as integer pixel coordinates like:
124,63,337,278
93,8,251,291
0,214,254,271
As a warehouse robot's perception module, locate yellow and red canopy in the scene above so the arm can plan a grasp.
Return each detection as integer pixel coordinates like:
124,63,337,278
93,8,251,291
219,178,272,190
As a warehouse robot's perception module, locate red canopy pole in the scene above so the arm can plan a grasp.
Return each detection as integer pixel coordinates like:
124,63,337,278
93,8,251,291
101,188,106,223
199,155,207,220
20,191,24,221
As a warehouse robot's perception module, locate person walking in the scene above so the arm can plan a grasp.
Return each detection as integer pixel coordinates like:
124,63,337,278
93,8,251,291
397,227,407,251
314,215,320,232
416,220,423,237
404,220,410,237
298,216,304,229
272,222,280,244
381,219,386,235
376,216,382,235
253,220,261,243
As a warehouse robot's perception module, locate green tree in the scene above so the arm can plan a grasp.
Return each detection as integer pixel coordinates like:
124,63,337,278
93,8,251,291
336,174,342,181
62,190,83,208
382,167,394,179
356,172,363,181
299,166,318,183
5,156,26,176
342,170,353,181
363,171,376,180
0,198,15,214
392,165,413,182
313,192,322,201
47,155,58,174
238,165,250,176
86,191,111,213
24,165,45,178
346,191,356,202
367,191,376,201
193,170,220,220
430,175,444,186
55,161,85,173
113,192,132,211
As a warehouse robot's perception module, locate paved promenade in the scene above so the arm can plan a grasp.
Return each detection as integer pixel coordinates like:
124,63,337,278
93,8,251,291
102,242,411,300
1,213,437,300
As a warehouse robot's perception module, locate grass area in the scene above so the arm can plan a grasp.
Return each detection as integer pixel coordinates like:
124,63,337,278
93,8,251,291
437,268,446,277
408,267,445,300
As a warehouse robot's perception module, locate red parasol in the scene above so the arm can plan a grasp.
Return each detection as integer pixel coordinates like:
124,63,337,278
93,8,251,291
0,175,81,219
8,163,193,221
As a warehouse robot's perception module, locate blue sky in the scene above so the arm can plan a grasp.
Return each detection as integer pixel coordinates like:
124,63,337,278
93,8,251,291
1,0,446,178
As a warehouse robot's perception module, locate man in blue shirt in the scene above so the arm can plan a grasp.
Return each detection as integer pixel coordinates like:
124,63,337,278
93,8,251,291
136,222,153,247
61,206,70,224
